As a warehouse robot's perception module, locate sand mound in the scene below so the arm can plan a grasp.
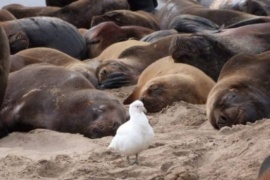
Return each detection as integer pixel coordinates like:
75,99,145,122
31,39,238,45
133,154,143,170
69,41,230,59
0,86,269,180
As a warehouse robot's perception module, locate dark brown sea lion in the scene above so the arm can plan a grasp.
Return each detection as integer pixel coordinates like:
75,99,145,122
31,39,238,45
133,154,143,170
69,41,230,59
0,9,16,22
170,22,270,81
3,0,129,29
0,26,11,138
0,17,87,59
96,36,175,88
85,21,154,58
91,10,160,30
244,0,270,16
206,51,270,129
12,48,98,87
1,64,127,138
46,0,78,7
123,56,215,112
156,0,270,29
258,156,270,180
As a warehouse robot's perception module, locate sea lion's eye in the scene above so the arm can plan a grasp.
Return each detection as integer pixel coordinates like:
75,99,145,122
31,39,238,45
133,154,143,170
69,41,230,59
101,69,107,76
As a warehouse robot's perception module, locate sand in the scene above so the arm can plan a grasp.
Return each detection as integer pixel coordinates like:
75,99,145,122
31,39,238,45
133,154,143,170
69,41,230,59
0,85,269,180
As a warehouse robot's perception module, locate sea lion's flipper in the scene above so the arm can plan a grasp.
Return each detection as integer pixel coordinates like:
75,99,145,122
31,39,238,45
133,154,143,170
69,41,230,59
169,14,221,33
226,17,270,29
100,72,135,89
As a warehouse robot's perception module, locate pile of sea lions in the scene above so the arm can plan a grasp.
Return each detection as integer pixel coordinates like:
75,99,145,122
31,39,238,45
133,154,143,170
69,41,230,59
0,0,269,141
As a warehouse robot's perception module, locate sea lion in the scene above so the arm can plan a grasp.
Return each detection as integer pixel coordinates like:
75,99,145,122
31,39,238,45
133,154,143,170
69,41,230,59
1,64,127,138
170,22,270,81
12,48,98,87
85,21,154,58
197,0,270,16
123,56,215,112
96,36,175,88
156,0,270,29
0,17,87,59
3,0,129,29
0,9,16,22
91,10,160,30
0,25,11,138
258,156,270,180
206,51,270,129
46,0,78,7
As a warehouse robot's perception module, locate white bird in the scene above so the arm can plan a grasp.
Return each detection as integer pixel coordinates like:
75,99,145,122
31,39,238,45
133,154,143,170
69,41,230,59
108,100,154,165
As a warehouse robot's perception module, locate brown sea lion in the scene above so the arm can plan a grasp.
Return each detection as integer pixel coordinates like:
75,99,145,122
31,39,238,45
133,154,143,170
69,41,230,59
12,48,98,87
123,56,215,112
170,22,270,81
46,0,78,7
3,0,129,29
0,9,16,22
197,0,270,16
206,51,270,129
9,55,42,72
0,25,11,138
89,39,150,62
85,21,154,58
0,17,87,59
91,10,160,30
156,0,270,29
1,64,127,138
258,156,270,180
95,36,175,88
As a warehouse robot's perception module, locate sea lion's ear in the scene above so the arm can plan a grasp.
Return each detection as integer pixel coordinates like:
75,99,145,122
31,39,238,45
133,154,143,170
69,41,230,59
8,31,29,54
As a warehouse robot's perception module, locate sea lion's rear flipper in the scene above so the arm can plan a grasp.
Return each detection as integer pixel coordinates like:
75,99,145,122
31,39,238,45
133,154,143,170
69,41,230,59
8,31,29,54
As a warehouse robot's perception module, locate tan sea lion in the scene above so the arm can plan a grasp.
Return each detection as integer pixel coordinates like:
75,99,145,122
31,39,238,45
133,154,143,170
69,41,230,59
12,48,98,87
0,9,16,21
3,0,129,29
206,51,270,129
85,21,154,58
1,64,127,138
123,56,215,112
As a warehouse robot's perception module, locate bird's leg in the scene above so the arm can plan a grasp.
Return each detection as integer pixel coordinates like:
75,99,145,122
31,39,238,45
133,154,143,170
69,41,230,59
133,154,139,165
127,156,131,165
